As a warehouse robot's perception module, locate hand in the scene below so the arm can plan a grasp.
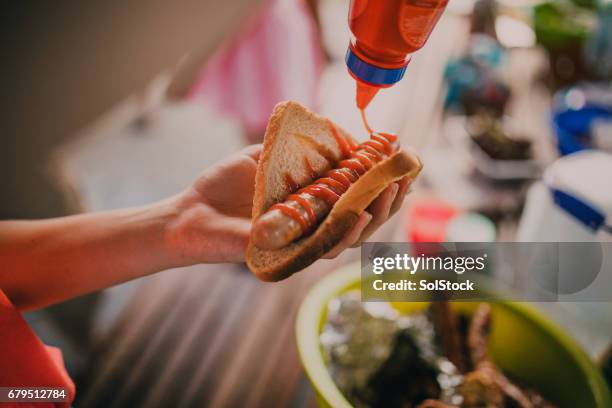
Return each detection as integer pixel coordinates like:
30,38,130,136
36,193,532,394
165,145,412,265
323,175,411,259
166,145,261,264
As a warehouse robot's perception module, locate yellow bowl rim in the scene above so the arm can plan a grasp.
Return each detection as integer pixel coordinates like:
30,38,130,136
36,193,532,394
296,262,612,408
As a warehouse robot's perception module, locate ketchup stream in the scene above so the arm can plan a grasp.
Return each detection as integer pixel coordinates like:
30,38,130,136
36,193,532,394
270,115,397,234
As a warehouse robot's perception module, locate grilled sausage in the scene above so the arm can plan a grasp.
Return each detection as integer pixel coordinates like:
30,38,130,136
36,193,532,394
251,133,398,250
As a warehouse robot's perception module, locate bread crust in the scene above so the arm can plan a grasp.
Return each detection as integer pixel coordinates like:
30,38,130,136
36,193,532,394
247,101,422,281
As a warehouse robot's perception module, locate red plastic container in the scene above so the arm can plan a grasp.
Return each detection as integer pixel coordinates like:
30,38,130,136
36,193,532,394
406,199,459,243
346,0,449,108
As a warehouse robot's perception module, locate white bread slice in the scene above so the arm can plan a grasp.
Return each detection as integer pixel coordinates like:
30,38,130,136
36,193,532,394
247,101,422,281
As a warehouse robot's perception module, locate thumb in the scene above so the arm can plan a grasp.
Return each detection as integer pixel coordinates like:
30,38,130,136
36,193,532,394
205,217,252,263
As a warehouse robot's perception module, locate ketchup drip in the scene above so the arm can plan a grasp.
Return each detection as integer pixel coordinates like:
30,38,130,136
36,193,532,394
303,157,317,179
288,193,317,226
284,174,300,193
271,120,397,234
360,108,373,134
328,120,353,157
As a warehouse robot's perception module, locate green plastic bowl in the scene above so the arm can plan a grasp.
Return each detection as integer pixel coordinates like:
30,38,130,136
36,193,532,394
296,263,612,408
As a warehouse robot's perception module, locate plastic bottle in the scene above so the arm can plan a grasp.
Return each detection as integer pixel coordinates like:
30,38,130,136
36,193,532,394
346,0,449,110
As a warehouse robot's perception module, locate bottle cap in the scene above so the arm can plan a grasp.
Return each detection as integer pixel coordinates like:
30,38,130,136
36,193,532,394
345,47,407,87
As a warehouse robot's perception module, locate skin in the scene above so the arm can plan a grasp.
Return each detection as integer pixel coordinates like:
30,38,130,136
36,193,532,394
0,145,410,312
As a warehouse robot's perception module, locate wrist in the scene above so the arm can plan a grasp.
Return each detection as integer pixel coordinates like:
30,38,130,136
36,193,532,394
160,188,252,266
158,190,205,268
122,197,187,273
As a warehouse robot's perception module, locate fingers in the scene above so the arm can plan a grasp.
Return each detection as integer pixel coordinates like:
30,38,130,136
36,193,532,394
351,183,399,247
322,178,413,259
194,217,252,263
170,207,253,264
241,144,263,162
212,217,252,262
322,212,372,259
389,176,412,216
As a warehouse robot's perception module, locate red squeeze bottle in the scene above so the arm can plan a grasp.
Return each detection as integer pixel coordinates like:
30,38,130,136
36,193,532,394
346,0,449,110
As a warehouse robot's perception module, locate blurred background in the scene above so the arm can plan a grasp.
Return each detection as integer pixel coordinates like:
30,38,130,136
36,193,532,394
2,0,611,406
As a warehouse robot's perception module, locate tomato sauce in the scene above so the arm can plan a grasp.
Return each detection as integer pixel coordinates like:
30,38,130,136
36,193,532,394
303,157,317,179
349,0,449,109
271,118,397,234
284,174,300,193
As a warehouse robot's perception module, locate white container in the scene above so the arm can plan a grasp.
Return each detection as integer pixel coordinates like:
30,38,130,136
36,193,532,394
517,151,612,348
518,151,612,242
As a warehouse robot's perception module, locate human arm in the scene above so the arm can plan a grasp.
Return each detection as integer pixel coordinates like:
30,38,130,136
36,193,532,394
0,145,409,311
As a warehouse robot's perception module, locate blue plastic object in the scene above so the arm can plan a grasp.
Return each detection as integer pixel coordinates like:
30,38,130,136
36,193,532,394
551,188,607,231
345,48,407,86
552,84,612,155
